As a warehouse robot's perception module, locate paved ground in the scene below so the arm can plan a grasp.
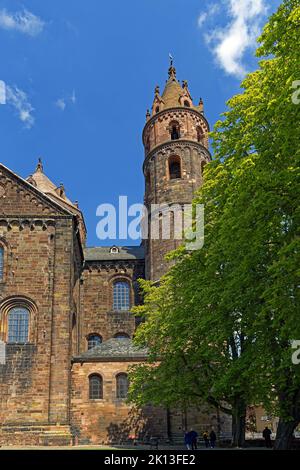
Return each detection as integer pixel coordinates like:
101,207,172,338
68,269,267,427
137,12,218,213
0,445,271,451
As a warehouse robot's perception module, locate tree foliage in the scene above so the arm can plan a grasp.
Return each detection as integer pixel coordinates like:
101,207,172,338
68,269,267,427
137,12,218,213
129,0,300,449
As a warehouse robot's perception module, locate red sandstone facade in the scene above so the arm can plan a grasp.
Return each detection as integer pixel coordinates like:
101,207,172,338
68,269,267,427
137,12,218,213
0,65,231,445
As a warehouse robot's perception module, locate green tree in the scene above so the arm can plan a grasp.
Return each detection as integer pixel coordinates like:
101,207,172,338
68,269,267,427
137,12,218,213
129,0,300,450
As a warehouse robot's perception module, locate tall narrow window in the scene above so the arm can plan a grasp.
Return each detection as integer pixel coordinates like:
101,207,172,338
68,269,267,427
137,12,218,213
0,246,3,280
113,281,130,311
8,307,29,343
170,121,180,140
171,126,179,140
116,373,129,399
197,126,204,144
168,156,181,180
87,334,102,350
89,374,103,399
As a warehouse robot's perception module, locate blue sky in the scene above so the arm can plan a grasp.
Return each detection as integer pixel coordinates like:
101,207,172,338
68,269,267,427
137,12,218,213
0,0,282,246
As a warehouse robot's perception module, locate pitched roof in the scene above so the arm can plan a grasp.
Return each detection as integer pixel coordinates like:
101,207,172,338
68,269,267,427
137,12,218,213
84,245,145,261
73,338,148,361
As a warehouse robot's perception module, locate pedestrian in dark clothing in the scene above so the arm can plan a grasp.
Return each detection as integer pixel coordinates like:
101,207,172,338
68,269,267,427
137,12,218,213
189,429,198,450
209,429,217,448
203,431,210,448
262,426,272,448
184,431,192,450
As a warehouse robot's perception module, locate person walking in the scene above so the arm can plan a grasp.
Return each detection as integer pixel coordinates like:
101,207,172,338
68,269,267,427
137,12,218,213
189,429,198,450
262,426,272,448
202,431,209,448
209,428,217,448
184,430,192,450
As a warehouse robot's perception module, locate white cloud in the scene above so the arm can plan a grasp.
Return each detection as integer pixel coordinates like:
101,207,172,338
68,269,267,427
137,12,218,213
198,4,220,28
6,85,35,128
55,98,66,111
198,0,268,78
0,8,44,36
55,90,77,111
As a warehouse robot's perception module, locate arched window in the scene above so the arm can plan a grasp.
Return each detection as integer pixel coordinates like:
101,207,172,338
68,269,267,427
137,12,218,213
87,334,102,350
168,156,181,180
114,332,130,340
155,106,160,113
89,374,103,399
8,307,29,343
184,100,190,107
197,126,205,144
113,281,130,311
0,246,4,281
116,373,129,399
170,121,180,140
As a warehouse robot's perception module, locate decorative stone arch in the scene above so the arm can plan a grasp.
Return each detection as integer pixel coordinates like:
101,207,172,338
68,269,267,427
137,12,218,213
0,295,38,343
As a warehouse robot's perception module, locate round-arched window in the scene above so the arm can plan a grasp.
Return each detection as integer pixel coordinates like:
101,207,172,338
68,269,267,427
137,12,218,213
8,307,29,343
113,281,130,311
87,334,102,350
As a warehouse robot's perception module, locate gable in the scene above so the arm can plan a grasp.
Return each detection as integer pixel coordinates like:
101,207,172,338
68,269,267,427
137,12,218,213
0,164,73,218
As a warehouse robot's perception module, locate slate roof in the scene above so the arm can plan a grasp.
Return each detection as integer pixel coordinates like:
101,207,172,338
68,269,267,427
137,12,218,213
84,245,145,261
73,338,148,362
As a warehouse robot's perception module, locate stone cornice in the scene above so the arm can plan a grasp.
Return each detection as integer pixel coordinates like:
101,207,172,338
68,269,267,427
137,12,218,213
72,356,147,364
143,139,211,172
83,259,145,271
142,107,210,144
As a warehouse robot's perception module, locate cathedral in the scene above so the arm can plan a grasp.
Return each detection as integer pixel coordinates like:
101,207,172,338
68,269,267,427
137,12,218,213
0,64,230,445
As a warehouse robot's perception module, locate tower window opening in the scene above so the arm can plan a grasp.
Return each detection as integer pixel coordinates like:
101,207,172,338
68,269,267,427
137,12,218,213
168,156,181,180
155,106,160,113
170,121,180,140
184,100,190,108
197,126,205,144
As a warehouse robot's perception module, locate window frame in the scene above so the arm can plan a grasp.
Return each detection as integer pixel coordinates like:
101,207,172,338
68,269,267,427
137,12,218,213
7,306,30,344
116,373,129,399
0,296,37,344
112,280,131,312
87,333,102,350
89,373,103,400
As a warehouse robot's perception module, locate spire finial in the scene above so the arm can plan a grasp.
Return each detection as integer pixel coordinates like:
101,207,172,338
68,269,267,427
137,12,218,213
168,53,176,80
36,157,43,173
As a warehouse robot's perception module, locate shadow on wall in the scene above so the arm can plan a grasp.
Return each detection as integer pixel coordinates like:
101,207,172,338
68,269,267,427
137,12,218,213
106,406,158,444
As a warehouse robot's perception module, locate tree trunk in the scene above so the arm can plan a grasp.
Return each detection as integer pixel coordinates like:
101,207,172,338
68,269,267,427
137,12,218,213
274,418,297,450
231,400,246,447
